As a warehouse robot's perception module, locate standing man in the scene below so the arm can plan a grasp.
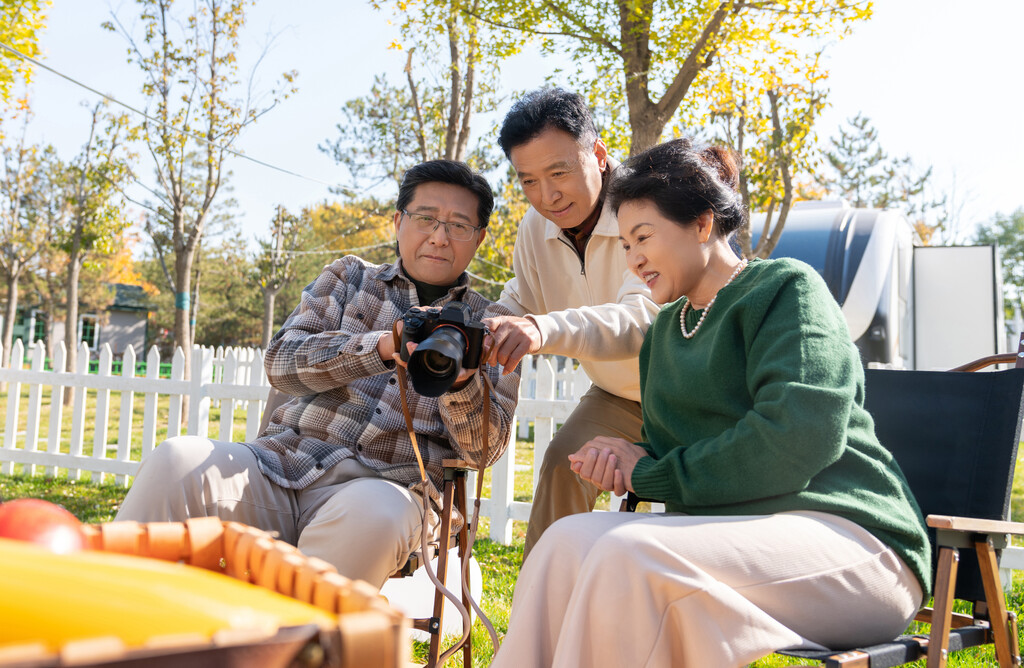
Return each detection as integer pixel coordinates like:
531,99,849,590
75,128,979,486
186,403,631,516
484,88,658,558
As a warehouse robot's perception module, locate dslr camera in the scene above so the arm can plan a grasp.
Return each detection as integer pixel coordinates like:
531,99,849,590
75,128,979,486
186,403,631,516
400,301,487,397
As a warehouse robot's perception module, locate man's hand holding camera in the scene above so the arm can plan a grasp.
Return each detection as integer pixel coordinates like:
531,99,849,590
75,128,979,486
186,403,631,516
391,327,479,392
390,301,491,396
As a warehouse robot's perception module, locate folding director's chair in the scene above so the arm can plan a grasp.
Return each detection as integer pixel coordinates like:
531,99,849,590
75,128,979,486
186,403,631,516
779,336,1024,667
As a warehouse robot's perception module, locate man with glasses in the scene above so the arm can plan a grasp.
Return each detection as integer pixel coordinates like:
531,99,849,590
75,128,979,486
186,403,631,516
483,88,659,559
116,160,521,589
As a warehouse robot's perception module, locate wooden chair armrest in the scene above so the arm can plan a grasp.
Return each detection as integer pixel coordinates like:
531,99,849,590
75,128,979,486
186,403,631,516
441,458,471,470
926,514,1024,536
949,352,1020,372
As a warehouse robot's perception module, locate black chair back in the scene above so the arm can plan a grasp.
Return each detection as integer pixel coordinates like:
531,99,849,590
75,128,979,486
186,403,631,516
864,367,1024,601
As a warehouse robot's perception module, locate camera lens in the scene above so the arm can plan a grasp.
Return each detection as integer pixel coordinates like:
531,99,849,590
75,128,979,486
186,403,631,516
421,349,456,377
408,326,466,397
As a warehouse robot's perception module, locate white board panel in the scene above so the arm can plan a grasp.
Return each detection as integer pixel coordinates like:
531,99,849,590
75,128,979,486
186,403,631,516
913,245,1001,370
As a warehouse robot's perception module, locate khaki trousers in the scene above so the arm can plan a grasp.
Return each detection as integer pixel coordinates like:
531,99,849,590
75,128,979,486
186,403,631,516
115,436,429,589
494,510,923,668
523,385,643,559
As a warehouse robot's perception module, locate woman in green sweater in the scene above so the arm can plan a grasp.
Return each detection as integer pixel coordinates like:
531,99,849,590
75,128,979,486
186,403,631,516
491,138,931,668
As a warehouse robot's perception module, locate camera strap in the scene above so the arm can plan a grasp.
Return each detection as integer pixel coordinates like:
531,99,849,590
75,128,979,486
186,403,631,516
391,323,500,662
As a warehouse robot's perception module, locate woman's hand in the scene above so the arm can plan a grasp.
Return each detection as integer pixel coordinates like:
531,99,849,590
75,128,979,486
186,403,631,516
568,436,646,496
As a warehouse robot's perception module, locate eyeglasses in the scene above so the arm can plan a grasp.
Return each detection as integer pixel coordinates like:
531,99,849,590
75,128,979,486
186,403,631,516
401,210,481,242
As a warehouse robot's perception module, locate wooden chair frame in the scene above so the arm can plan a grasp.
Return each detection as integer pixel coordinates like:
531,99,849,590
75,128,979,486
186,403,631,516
391,459,473,668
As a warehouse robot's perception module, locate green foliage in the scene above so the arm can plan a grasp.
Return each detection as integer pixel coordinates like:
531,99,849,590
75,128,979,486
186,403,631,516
466,166,523,301
706,59,827,258
975,208,1024,320
318,1,535,294
60,104,134,259
0,116,47,365
138,221,264,352
379,0,874,263
473,0,872,155
194,230,263,348
0,0,48,108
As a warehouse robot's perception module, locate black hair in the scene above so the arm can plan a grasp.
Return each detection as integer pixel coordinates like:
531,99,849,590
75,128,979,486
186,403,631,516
498,87,599,158
396,160,494,228
607,137,746,236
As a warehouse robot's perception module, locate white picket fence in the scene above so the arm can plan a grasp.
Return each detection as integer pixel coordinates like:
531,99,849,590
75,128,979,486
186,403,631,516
482,355,600,543
0,339,270,486
0,339,586,544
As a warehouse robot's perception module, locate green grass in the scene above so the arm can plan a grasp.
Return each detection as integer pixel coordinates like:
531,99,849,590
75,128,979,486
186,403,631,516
2,400,1024,666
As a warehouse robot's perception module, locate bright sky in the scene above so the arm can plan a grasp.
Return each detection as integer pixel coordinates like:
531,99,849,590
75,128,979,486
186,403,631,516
18,0,1024,248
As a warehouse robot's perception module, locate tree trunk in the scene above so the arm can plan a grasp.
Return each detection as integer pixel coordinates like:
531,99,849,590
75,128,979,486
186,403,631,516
190,263,201,349
1,273,18,370
628,117,666,157
617,0,732,156
45,316,57,363
755,90,795,259
443,14,462,160
261,290,275,349
63,249,83,406
174,247,193,428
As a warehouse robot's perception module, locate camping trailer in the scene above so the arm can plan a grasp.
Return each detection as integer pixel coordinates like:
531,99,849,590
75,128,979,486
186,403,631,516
750,201,1004,370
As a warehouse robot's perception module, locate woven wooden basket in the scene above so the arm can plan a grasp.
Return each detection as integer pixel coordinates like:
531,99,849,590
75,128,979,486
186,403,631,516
0,517,409,668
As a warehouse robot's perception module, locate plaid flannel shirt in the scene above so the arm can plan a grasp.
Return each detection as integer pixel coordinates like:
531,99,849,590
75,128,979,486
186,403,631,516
247,255,520,491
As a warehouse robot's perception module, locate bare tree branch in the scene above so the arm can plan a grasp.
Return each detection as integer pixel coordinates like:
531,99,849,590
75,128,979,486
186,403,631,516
403,48,429,162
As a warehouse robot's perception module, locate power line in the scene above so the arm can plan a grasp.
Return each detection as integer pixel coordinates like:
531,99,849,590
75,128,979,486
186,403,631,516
466,270,506,287
269,241,394,257
0,39,347,191
472,254,515,273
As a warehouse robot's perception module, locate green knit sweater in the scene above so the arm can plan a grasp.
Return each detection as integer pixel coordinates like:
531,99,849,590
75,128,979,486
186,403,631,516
631,257,932,594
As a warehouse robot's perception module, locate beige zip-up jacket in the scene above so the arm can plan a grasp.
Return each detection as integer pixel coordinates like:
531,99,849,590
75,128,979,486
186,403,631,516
497,198,659,402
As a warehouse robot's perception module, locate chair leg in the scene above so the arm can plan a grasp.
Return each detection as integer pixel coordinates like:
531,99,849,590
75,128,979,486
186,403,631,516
974,538,1019,668
927,546,959,668
427,476,457,668
455,473,472,668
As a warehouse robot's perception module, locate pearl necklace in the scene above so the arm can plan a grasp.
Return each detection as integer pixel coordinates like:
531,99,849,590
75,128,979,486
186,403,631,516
679,259,749,339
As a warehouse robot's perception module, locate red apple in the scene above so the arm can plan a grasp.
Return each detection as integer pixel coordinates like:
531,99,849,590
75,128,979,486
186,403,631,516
0,498,86,553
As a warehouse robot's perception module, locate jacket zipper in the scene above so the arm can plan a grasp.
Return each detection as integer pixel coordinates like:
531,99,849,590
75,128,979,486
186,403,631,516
558,236,587,276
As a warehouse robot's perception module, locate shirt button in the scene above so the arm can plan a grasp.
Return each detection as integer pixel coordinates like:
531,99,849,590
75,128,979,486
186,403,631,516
356,313,364,320
355,344,363,352
375,407,382,414
315,462,323,470
357,445,364,452
388,377,396,385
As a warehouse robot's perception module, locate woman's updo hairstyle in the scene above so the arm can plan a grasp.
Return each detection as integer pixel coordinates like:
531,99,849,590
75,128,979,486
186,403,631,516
607,137,746,236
